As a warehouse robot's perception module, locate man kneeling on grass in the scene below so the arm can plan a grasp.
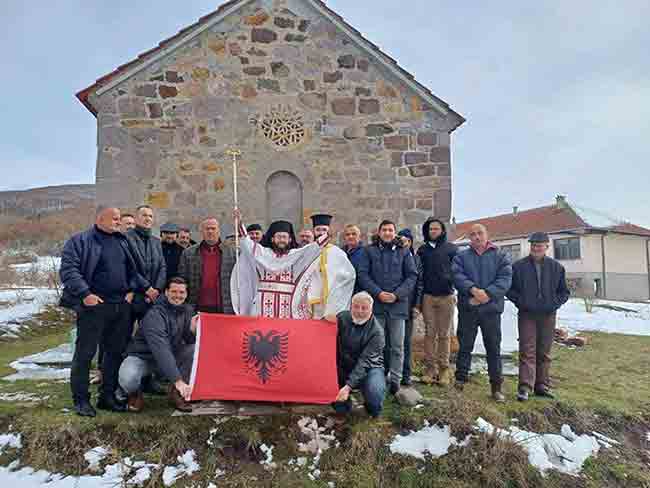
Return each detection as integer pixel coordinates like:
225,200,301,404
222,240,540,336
333,292,386,418
116,277,197,413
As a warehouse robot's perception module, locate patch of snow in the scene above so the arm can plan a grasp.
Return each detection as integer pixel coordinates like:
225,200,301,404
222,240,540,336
3,359,70,382
83,446,110,471
163,449,200,486
475,417,605,476
297,417,336,455
10,257,61,274
0,288,58,335
467,299,650,355
0,455,160,487
128,466,152,486
0,433,22,453
162,466,180,486
259,444,277,470
389,424,468,460
0,392,50,402
592,431,620,448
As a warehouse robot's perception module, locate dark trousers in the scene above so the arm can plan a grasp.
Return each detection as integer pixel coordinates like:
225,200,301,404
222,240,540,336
71,302,132,403
518,312,556,390
455,308,503,385
333,368,386,418
402,317,414,382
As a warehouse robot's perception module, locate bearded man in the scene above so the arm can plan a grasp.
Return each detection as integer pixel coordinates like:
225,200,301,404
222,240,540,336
231,210,328,319
333,291,386,418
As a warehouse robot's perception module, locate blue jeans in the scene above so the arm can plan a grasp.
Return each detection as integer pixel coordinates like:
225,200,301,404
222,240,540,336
402,317,414,382
375,315,406,384
116,345,194,401
333,368,386,417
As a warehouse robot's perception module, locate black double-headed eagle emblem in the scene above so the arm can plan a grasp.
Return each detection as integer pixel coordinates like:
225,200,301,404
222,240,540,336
242,330,289,384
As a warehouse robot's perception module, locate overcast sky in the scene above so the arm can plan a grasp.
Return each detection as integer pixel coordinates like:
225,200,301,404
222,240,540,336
1,0,649,226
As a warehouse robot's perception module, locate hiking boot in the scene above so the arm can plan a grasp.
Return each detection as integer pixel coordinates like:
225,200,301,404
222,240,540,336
438,367,453,387
401,377,413,387
421,366,439,385
168,385,192,412
127,392,145,413
388,382,401,396
454,380,465,391
96,395,127,413
534,386,555,399
517,386,530,402
74,400,97,417
491,383,506,403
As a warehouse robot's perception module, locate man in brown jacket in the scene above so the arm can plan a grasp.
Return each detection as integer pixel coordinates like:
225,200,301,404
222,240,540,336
178,217,237,314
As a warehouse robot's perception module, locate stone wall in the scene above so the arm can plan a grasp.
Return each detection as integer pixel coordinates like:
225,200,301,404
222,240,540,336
91,0,460,238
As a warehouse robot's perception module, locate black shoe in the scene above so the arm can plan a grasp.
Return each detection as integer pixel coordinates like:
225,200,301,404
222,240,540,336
96,395,127,413
401,378,413,387
517,387,530,402
74,401,97,417
389,382,400,395
534,387,555,399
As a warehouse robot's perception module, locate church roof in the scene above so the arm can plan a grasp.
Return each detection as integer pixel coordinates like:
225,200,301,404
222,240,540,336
76,0,465,130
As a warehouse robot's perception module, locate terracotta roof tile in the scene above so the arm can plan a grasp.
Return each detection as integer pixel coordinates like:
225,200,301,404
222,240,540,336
452,205,586,241
453,204,650,241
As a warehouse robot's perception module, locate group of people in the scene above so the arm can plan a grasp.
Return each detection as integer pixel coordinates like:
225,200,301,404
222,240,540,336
59,204,569,419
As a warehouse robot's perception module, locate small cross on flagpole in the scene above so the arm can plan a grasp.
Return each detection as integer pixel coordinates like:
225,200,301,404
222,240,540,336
227,147,242,305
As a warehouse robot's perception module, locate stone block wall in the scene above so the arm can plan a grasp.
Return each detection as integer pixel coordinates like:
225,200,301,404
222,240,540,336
90,0,460,239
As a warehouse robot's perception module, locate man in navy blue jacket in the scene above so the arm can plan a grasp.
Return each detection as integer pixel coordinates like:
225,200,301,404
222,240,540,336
358,220,418,395
507,232,570,401
60,207,147,417
452,224,512,402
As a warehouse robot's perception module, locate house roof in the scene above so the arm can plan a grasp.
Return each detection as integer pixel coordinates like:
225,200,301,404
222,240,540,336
452,200,650,241
76,0,465,130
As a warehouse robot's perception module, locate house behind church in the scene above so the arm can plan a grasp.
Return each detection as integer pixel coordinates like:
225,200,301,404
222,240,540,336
76,0,464,238
453,196,650,302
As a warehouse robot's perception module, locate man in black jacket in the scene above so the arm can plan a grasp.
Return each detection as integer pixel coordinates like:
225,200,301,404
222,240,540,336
60,207,147,417
507,232,570,401
160,223,184,280
357,220,418,395
126,205,167,322
416,218,458,386
117,277,197,413
334,292,386,418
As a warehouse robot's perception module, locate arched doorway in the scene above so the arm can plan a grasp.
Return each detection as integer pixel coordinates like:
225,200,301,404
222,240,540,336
265,171,303,230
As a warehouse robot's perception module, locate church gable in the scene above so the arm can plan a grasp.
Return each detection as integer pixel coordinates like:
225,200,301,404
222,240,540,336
86,0,463,237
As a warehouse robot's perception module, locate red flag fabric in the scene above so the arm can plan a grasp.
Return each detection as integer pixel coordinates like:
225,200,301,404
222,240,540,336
189,314,339,404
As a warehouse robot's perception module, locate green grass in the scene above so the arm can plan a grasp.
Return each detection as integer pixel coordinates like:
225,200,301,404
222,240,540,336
1,309,649,487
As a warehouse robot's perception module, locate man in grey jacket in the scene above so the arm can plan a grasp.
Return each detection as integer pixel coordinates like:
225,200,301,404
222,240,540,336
333,292,386,418
116,277,197,413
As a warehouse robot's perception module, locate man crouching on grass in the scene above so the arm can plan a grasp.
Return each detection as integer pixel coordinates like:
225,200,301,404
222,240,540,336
116,277,197,413
333,292,386,419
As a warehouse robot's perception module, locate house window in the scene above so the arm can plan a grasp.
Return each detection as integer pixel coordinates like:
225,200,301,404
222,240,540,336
553,237,581,260
500,244,521,262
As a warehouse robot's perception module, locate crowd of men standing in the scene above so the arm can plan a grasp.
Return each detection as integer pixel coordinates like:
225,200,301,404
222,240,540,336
60,204,569,418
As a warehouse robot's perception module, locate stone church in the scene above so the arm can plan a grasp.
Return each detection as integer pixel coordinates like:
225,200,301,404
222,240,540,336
77,0,464,239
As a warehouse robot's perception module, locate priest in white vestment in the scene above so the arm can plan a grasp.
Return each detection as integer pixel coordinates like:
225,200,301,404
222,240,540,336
303,214,356,320
231,217,327,319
